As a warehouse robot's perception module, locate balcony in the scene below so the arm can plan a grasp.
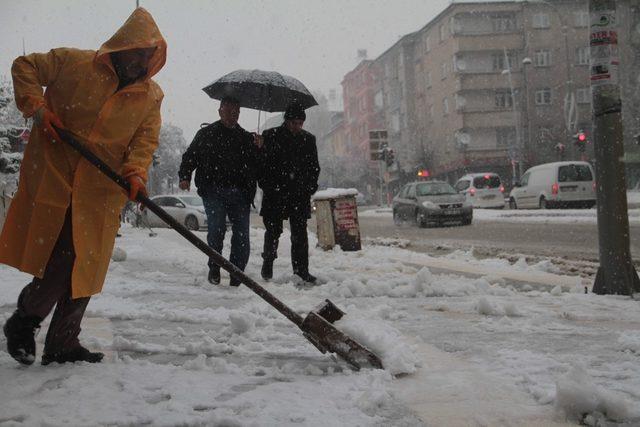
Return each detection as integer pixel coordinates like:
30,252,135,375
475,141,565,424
463,110,521,128
455,33,523,53
457,72,523,92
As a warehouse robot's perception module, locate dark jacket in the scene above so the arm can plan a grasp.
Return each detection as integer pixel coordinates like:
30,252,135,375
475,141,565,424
259,124,320,219
178,121,258,202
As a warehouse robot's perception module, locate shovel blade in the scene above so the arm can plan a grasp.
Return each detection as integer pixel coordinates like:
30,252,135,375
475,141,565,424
301,311,384,370
314,299,345,324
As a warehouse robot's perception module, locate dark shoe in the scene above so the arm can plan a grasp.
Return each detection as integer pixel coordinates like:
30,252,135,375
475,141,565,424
208,268,220,285
229,277,241,287
3,310,42,365
261,259,273,280
42,346,104,366
295,272,317,284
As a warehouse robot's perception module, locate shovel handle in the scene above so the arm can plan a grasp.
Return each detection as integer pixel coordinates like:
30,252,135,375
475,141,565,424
55,127,305,327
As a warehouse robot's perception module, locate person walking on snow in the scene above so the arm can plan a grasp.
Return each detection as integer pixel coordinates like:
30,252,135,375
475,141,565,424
259,103,320,284
0,8,167,366
178,97,262,286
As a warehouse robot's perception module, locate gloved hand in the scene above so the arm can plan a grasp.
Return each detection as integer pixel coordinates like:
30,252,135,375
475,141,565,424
126,175,147,201
33,107,64,143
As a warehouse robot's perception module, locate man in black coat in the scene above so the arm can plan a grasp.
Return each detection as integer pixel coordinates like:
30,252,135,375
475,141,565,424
178,97,261,286
259,103,320,284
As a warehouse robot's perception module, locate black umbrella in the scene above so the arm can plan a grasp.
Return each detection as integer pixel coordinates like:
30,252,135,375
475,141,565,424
203,69,318,112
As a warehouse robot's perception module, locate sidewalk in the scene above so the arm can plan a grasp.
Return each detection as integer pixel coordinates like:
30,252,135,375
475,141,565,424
1,225,639,425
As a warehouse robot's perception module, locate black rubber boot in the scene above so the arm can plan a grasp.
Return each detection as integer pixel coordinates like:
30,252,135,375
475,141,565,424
261,259,274,280
208,268,220,285
42,346,104,366
3,310,42,365
295,271,317,285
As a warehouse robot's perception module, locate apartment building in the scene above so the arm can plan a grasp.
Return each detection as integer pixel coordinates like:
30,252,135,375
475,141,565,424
341,58,384,188
411,0,591,184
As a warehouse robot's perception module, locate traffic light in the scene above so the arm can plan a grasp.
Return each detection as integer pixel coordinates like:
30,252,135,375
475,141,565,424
385,148,395,166
574,130,587,152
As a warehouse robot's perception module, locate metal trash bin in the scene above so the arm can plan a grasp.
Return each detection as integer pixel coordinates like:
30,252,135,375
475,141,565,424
312,188,361,251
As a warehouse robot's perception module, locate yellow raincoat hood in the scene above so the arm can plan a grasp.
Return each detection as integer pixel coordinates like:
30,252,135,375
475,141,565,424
96,7,167,81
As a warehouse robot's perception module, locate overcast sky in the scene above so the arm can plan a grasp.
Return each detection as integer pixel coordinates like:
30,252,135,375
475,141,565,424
1,0,450,139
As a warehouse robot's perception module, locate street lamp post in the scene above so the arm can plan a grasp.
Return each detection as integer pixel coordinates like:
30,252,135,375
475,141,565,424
502,49,524,182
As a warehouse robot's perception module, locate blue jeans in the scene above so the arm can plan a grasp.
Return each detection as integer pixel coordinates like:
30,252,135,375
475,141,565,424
201,187,251,273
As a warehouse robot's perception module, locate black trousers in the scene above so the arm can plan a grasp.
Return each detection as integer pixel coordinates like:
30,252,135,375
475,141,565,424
17,209,90,355
262,214,309,275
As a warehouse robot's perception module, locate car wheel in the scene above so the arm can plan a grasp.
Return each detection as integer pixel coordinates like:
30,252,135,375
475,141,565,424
393,210,402,226
509,198,517,210
539,197,547,209
185,215,199,231
415,211,426,228
462,216,472,226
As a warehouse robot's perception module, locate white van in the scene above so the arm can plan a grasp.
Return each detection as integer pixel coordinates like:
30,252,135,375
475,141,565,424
455,173,506,208
508,161,596,209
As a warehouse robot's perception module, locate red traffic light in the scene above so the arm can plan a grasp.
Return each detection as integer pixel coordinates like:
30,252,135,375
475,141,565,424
578,132,586,142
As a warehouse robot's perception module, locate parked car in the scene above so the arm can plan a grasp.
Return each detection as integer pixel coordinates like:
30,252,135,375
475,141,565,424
508,161,596,209
392,180,473,227
140,194,208,230
454,173,506,209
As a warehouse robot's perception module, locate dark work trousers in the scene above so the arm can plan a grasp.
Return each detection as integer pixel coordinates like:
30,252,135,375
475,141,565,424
262,214,310,275
17,209,91,355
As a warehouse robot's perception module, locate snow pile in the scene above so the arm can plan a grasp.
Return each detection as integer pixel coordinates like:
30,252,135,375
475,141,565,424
617,331,640,354
337,313,421,376
312,187,358,200
554,364,634,423
111,246,127,262
362,237,410,248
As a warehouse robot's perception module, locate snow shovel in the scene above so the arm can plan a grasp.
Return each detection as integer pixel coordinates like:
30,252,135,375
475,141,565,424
55,127,383,371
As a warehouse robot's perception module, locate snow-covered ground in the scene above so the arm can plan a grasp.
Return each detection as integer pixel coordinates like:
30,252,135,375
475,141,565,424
1,224,640,426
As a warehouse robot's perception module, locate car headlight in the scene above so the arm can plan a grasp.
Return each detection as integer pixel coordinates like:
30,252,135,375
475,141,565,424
421,201,438,209
197,209,205,215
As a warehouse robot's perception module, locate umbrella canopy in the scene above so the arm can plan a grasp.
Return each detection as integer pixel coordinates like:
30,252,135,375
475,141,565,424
203,69,318,112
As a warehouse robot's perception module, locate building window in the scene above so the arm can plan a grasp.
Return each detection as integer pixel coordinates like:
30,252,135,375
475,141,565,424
538,127,552,144
532,13,550,29
374,90,383,109
534,50,551,67
576,47,590,65
492,51,518,72
391,112,400,132
443,98,449,115
576,87,591,104
535,88,552,105
439,24,447,42
491,13,517,33
441,62,448,79
424,35,431,53
574,11,589,27
496,127,516,147
425,71,432,88
495,89,513,109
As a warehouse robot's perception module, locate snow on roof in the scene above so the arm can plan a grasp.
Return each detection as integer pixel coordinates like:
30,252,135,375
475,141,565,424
312,188,359,200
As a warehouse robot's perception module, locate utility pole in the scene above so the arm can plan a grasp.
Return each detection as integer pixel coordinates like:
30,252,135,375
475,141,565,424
590,0,640,296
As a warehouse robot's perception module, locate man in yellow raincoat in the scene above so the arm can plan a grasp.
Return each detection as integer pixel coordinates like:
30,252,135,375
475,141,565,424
0,8,166,366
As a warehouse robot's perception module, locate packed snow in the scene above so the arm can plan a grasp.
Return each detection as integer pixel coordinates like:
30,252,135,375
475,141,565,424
1,223,640,426
312,188,359,200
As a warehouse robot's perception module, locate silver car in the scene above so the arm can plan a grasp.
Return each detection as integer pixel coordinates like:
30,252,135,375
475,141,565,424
140,194,208,230
392,181,473,227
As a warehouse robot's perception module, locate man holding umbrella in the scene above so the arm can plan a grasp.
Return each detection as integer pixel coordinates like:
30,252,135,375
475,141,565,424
259,103,320,284
178,97,262,286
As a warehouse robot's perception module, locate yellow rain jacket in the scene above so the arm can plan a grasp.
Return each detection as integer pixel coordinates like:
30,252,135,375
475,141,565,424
0,8,167,298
